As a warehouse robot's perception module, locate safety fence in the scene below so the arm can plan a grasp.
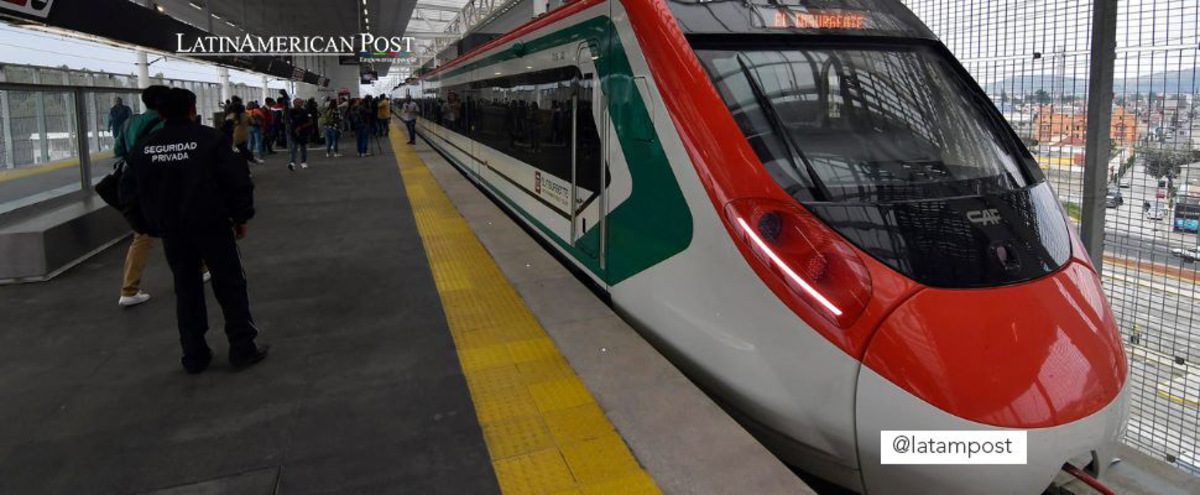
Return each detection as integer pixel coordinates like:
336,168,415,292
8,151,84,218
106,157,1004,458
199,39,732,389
905,0,1200,476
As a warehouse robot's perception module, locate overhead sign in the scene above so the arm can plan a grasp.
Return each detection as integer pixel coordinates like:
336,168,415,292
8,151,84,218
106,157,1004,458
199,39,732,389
0,0,55,19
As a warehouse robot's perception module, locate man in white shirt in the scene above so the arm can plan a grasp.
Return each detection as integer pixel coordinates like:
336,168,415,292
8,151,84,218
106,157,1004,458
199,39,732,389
400,96,420,145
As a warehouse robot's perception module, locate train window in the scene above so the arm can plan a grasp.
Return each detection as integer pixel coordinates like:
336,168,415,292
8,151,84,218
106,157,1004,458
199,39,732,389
695,44,1036,204
467,66,602,193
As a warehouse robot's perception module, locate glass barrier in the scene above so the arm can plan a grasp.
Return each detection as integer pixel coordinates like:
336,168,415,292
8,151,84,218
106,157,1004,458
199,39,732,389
0,89,81,215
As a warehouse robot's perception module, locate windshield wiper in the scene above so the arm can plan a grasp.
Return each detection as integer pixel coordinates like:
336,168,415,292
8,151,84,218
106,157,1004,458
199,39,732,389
735,55,831,201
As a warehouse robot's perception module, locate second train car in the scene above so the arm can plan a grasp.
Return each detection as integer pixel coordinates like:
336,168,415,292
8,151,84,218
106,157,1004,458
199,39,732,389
410,0,1130,493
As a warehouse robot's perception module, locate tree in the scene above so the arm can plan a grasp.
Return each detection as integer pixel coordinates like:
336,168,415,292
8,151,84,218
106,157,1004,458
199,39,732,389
1138,145,1200,180
1034,89,1052,104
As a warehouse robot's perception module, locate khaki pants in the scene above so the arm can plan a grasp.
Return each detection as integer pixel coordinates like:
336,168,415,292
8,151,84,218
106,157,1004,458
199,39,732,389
121,233,155,297
121,232,210,297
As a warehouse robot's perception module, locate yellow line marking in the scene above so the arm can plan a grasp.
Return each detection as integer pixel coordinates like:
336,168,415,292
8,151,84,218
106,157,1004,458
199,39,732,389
389,125,659,495
0,151,115,183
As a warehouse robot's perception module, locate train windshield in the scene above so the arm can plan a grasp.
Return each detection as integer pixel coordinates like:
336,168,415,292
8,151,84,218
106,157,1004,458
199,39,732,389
695,43,1036,204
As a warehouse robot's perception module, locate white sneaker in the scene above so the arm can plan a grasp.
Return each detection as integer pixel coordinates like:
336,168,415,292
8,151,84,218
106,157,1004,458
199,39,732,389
334,153,342,158
255,157,265,164
300,162,309,169
118,291,151,307
288,162,296,171
202,271,211,283
325,152,331,158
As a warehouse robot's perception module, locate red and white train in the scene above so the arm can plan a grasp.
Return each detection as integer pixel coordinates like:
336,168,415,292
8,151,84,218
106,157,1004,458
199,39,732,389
411,0,1130,492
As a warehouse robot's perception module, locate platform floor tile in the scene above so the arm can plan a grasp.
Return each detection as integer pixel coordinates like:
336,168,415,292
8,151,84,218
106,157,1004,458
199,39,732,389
391,128,659,495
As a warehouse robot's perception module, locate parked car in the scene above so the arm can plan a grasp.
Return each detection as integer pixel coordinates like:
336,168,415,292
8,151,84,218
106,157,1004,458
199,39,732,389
1106,190,1124,208
1146,205,1166,220
1170,246,1200,262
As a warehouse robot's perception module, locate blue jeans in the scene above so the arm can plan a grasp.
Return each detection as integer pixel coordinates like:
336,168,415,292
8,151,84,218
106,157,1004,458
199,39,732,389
356,126,370,154
324,126,339,154
248,126,263,156
288,134,307,163
404,120,416,143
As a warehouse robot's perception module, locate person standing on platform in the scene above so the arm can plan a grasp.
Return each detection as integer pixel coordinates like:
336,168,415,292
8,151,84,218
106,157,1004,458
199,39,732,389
321,99,342,158
108,97,132,144
263,97,280,155
224,98,256,164
351,99,372,157
120,87,269,374
246,101,266,162
288,98,314,170
400,96,419,145
376,95,391,137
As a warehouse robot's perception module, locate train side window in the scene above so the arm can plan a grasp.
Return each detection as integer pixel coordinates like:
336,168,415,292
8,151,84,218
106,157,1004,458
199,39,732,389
467,66,598,191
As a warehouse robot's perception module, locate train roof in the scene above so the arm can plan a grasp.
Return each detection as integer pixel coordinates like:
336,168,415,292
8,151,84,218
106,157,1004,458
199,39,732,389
667,0,937,41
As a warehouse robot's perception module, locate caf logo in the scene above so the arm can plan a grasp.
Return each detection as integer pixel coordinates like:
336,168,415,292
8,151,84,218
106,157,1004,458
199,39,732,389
0,0,56,19
534,171,542,194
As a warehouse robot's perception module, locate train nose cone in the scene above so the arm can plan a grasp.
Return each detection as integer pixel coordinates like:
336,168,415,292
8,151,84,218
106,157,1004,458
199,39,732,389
852,261,1129,494
862,261,1126,428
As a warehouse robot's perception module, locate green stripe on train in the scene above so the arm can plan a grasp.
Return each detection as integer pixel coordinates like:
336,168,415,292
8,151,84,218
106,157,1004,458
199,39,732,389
426,16,693,285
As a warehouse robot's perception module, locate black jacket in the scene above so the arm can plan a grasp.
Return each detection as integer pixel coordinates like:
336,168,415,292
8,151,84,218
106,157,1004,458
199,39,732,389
119,121,254,236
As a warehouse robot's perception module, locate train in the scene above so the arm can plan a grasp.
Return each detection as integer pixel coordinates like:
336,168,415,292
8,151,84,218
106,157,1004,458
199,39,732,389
408,0,1130,493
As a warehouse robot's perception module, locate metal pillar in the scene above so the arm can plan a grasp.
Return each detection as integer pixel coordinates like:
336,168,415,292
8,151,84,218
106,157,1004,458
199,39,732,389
0,70,14,169
74,88,92,189
88,73,101,152
32,69,49,163
62,72,79,165
218,67,232,104
136,50,150,88
1079,0,1119,270
261,75,269,103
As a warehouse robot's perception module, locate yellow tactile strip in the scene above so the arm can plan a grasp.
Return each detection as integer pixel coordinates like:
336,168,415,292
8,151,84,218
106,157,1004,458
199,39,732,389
390,127,659,495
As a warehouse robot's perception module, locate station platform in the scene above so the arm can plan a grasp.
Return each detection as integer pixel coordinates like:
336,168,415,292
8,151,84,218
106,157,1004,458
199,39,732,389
0,125,805,494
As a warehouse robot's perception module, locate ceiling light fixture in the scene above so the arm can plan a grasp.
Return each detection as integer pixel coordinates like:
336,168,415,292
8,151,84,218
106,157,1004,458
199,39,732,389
188,2,202,9
211,13,221,20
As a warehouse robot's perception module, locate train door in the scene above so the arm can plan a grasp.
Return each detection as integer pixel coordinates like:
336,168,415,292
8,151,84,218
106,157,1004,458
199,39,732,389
572,40,607,275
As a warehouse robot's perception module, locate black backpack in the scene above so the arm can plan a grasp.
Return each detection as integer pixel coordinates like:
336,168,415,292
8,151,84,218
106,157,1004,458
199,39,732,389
94,117,161,222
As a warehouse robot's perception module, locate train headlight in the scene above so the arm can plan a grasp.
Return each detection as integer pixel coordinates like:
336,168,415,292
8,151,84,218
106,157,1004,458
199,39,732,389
725,198,872,328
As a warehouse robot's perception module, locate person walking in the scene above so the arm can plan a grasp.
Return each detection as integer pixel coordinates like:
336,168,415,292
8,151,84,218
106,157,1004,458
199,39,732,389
120,87,269,374
114,85,197,308
376,95,391,137
288,98,314,170
400,96,419,145
108,97,133,144
321,99,342,158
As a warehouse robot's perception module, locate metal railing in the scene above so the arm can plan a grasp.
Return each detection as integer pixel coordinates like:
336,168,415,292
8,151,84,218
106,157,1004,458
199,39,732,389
904,0,1200,477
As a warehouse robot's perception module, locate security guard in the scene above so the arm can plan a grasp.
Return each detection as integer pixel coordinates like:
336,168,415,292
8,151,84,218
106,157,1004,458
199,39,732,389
120,87,269,374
